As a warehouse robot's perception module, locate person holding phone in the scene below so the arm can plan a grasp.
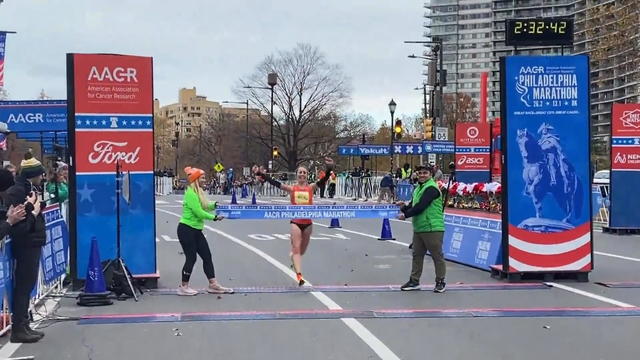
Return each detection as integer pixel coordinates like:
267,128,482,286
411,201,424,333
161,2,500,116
176,167,233,296
5,151,47,343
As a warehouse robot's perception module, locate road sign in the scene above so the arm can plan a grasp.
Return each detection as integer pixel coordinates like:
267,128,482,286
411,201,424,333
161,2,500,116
435,127,448,141
268,160,273,170
428,153,436,164
243,167,250,176
214,162,224,172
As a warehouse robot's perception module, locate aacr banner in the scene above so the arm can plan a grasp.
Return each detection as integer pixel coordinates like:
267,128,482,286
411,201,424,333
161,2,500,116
501,55,592,273
455,122,490,183
609,103,640,228
443,209,502,271
67,53,156,280
0,100,67,132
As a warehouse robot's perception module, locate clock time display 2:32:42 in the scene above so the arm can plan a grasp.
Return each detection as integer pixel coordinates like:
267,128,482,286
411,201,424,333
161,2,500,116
505,18,574,47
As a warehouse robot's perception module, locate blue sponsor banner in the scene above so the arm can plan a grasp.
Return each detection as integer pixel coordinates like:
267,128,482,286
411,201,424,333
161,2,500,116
338,145,360,156
216,205,400,220
423,141,455,154
503,55,592,272
443,210,502,271
0,100,67,132
359,145,391,156
40,205,70,284
393,143,423,155
0,241,11,305
75,173,156,278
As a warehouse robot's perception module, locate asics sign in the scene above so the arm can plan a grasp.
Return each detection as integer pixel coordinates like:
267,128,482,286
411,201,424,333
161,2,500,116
457,156,485,166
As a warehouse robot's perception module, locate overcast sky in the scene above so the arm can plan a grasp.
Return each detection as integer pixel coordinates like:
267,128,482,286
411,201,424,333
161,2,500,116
0,0,426,123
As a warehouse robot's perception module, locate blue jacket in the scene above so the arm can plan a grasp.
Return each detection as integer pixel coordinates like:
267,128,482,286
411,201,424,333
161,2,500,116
380,175,393,188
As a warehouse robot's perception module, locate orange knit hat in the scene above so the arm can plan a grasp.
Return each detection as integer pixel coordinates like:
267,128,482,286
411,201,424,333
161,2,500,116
184,166,205,183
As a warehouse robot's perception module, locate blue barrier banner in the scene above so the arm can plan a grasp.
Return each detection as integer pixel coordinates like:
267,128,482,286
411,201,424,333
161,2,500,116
395,183,413,201
359,145,391,156
0,100,67,132
216,205,400,220
338,146,360,156
393,143,423,155
40,205,70,284
443,210,502,270
423,141,455,154
0,241,11,303
502,55,592,272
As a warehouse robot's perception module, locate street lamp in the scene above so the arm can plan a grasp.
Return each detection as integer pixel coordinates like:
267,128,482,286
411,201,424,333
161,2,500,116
222,100,250,165
388,99,396,173
155,144,161,170
243,72,278,168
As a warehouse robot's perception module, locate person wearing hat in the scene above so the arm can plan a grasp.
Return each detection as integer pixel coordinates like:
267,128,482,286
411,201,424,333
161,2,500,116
5,151,47,343
176,166,233,296
396,164,447,293
46,161,69,205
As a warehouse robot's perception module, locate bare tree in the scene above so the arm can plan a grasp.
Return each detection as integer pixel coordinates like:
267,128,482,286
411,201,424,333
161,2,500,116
443,93,479,128
0,87,9,100
235,43,354,171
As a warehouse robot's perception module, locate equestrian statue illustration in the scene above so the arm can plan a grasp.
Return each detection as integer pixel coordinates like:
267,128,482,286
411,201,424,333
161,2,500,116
516,125,583,224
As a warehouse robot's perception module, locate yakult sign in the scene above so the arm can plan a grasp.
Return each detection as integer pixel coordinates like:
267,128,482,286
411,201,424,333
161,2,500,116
455,122,490,183
67,54,156,281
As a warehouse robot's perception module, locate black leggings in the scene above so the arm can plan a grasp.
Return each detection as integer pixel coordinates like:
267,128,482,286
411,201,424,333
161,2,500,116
12,245,42,327
177,223,215,283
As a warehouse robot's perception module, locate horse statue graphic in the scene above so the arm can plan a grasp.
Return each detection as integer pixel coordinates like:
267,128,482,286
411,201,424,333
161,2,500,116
516,127,583,228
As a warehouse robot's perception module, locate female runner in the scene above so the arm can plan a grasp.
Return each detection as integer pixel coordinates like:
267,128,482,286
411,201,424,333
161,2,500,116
253,158,334,286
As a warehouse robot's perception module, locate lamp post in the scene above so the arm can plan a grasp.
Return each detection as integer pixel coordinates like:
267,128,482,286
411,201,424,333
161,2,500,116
222,100,250,165
409,54,437,119
244,72,278,168
405,39,444,126
388,99,396,173
155,144,160,170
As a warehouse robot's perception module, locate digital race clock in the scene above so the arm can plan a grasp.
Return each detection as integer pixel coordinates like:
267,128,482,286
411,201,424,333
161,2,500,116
505,17,574,47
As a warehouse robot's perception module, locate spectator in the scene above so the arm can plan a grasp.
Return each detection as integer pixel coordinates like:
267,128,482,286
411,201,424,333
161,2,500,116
378,172,394,203
433,164,443,182
46,161,69,205
6,151,47,343
4,163,16,178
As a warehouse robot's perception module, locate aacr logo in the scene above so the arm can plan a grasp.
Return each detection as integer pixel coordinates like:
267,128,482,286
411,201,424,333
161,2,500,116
87,66,138,83
519,66,544,74
7,113,43,123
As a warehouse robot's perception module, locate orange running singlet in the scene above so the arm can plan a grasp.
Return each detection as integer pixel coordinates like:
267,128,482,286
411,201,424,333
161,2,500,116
290,185,313,225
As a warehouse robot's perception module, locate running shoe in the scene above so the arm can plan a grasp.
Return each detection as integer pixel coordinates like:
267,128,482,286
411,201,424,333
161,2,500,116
207,283,234,294
296,273,306,286
177,285,198,296
400,280,420,291
434,280,446,293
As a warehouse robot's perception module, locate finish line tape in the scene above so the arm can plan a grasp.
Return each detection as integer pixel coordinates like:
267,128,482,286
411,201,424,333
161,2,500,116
78,307,640,325
215,204,400,220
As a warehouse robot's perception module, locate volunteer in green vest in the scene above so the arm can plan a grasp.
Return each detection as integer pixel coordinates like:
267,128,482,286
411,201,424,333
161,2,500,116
397,164,446,293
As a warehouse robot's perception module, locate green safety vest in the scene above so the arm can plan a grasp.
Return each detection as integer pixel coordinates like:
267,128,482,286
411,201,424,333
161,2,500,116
411,178,444,232
401,168,412,179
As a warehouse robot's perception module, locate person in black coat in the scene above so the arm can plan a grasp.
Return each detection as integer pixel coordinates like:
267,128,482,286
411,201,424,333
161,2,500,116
0,169,26,238
5,152,47,343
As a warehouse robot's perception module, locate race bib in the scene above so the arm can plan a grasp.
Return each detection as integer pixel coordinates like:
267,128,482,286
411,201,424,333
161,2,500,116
294,191,310,205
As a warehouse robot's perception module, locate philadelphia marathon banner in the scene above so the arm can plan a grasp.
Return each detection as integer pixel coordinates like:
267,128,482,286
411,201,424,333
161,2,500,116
455,122,490,183
66,54,156,280
501,55,592,273
609,103,640,229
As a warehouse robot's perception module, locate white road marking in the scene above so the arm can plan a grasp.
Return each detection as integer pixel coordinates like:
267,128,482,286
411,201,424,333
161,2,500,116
161,235,179,242
546,282,636,308
158,208,400,360
374,264,392,269
595,251,640,262
155,200,169,204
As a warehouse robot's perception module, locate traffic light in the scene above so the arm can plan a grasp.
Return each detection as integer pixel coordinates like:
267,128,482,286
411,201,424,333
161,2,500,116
394,119,403,141
272,146,280,158
423,117,434,140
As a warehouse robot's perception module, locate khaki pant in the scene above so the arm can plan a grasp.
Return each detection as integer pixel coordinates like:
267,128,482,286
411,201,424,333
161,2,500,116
410,231,446,282
377,187,394,203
